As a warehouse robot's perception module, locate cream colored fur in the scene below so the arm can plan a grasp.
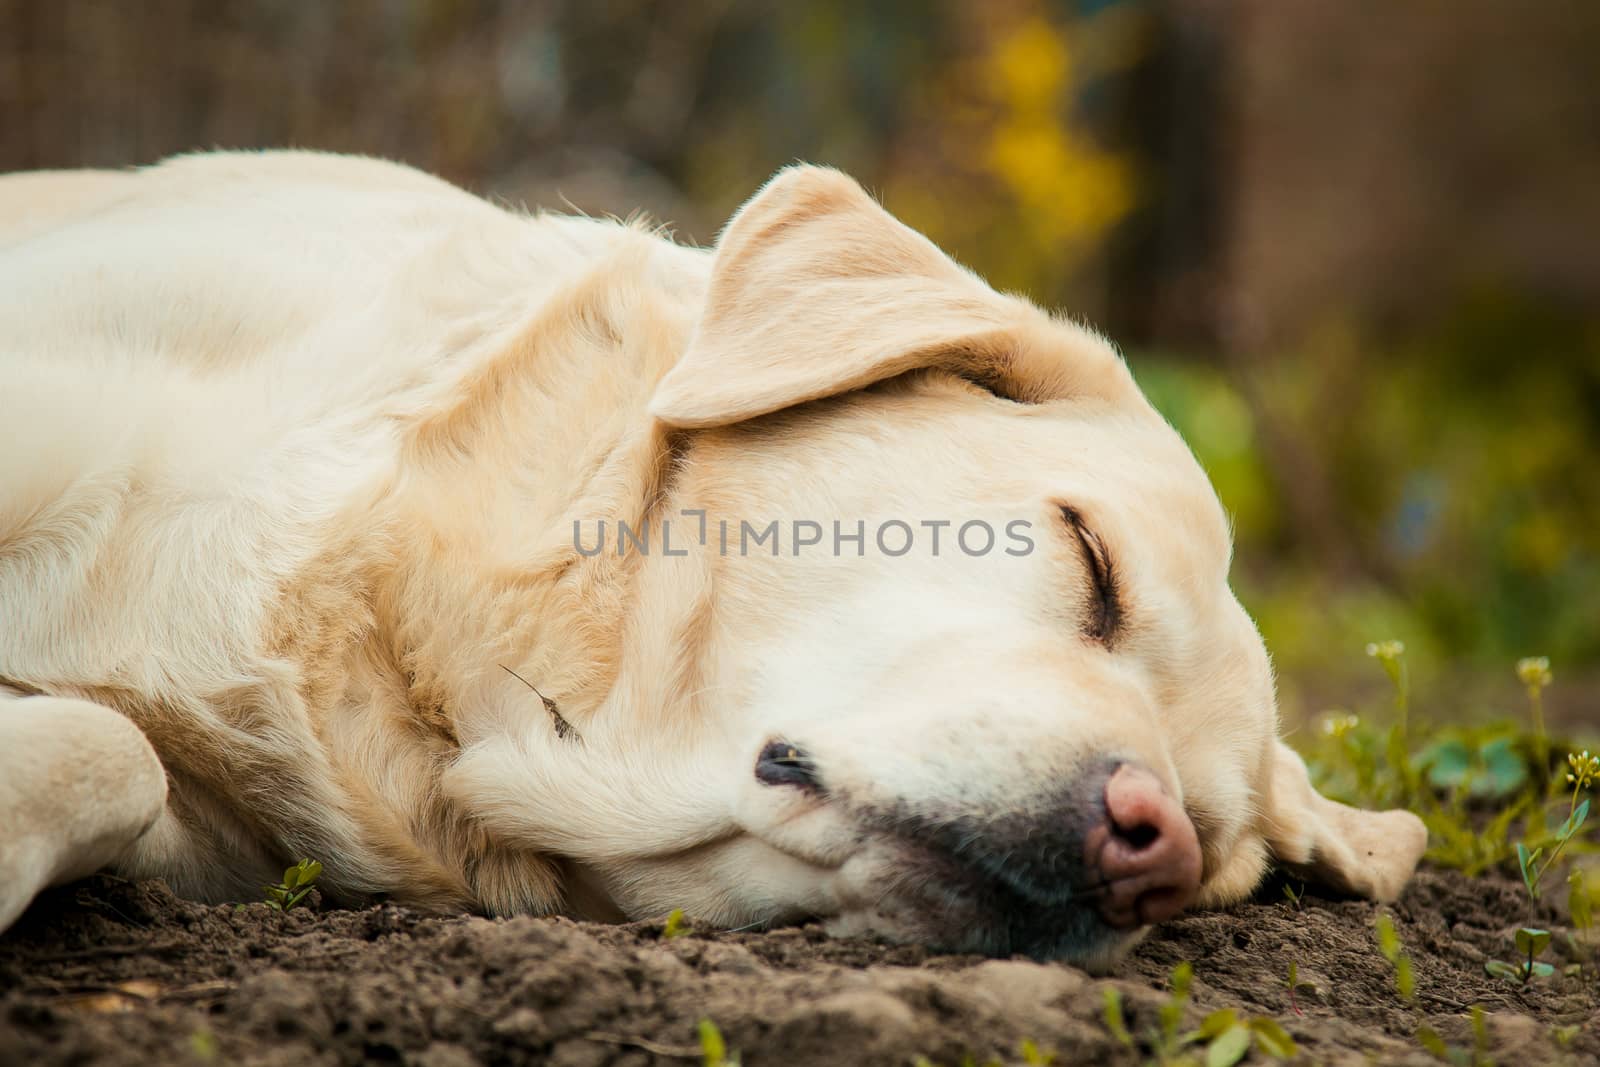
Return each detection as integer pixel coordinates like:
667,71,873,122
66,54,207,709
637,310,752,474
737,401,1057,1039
0,152,1425,961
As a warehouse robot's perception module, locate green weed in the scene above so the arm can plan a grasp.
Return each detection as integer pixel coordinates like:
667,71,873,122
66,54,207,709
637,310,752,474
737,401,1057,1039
262,858,322,911
1416,1004,1494,1067
187,1027,219,1061
1374,913,1416,1001
1366,640,1423,807
697,1018,740,1067
1186,1010,1296,1067
1017,1038,1056,1065
1102,986,1136,1050
1516,657,1553,785
1485,926,1554,984
1517,750,1597,899
1308,645,1597,883
1099,962,1296,1066
1570,865,1594,934
1284,961,1316,1017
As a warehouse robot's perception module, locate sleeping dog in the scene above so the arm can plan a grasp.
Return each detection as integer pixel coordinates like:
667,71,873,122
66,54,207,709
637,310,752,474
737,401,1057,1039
0,152,1425,967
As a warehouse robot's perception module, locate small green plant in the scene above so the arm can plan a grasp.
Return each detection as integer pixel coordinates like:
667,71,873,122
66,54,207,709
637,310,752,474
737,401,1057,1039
1097,965,1193,1064
1366,640,1409,723
1280,881,1305,911
1313,710,1378,804
262,858,322,911
1100,964,1296,1066
1416,1005,1493,1067
1018,1038,1057,1065
1157,961,1193,1059
1570,866,1594,934
1516,750,1596,900
1418,730,1527,800
1284,961,1316,1017
1366,640,1422,806
1423,789,1526,877
1374,913,1416,1001
662,908,687,939
1186,1010,1297,1067
1102,986,1136,1050
187,1027,219,1061
1485,926,1555,984
1570,865,1595,973
697,1018,740,1067
1516,656,1553,783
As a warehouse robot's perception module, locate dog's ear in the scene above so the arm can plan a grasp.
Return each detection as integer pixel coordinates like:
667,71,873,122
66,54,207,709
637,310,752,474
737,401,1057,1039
1261,741,1427,901
649,165,1129,429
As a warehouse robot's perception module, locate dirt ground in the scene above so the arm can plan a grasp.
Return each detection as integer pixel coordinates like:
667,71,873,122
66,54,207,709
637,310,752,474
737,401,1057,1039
1,869,1594,1066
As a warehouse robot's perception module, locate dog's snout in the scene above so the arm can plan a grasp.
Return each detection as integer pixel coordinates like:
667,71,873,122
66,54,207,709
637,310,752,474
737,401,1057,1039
754,740,823,791
1088,763,1202,929
881,758,1203,956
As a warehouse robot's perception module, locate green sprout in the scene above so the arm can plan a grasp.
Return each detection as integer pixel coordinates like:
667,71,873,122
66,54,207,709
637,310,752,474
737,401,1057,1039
697,1018,739,1067
1516,656,1553,781
262,858,322,911
187,1027,219,1062
1516,749,1595,900
1101,986,1135,1049
1486,927,1555,984
1374,913,1416,1001
1416,1005,1492,1067
1096,963,1192,1063
1158,961,1192,1055
662,908,688,939
1365,640,1421,804
1100,963,1297,1066
1185,1010,1297,1066
1365,639,1409,732
1018,1038,1057,1065
1284,961,1316,1017
1570,866,1594,937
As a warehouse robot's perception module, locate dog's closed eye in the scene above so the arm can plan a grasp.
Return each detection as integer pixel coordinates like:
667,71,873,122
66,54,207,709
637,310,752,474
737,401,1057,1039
1058,505,1121,646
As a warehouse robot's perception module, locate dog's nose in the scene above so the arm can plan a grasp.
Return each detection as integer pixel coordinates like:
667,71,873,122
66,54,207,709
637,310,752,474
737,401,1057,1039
1086,763,1202,929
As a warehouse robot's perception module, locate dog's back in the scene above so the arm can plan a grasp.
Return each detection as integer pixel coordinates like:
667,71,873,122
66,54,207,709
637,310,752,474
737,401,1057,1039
2,153,513,715
0,151,696,907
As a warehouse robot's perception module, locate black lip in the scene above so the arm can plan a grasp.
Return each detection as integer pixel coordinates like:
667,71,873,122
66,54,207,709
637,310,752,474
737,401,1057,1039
892,837,1124,959
754,739,825,792
846,764,1130,959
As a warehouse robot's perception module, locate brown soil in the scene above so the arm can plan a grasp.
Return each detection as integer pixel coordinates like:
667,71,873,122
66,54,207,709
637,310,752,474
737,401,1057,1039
1,870,1595,1066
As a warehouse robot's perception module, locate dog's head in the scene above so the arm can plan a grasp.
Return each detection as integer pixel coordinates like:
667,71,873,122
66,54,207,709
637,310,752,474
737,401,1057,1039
449,167,1425,967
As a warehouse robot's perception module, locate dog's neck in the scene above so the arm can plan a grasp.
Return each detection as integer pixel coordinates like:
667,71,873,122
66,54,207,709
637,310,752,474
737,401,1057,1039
333,231,719,911
378,239,700,727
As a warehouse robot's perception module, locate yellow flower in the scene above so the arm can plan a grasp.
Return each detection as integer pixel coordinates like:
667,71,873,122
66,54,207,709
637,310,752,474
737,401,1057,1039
1321,712,1360,739
1517,656,1553,690
1568,750,1599,790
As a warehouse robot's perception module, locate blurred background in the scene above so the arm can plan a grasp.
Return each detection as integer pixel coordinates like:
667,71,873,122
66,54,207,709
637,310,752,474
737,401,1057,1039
3,0,1596,729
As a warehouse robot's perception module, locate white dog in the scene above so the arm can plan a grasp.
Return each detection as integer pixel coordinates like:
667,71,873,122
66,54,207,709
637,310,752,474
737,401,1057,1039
0,152,1425,966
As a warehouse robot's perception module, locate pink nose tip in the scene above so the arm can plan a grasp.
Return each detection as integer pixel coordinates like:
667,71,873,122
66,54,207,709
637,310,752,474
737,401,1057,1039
1088,763,1203,929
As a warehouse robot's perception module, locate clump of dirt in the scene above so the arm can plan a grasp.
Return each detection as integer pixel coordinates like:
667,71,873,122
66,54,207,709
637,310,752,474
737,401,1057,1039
1,870,1594,1066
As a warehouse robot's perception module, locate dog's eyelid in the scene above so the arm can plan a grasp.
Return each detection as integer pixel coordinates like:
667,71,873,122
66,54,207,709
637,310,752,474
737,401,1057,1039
1056,505,1122,645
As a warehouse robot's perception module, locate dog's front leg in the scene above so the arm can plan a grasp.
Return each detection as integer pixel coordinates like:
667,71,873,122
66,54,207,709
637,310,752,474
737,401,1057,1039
0,688,167,933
